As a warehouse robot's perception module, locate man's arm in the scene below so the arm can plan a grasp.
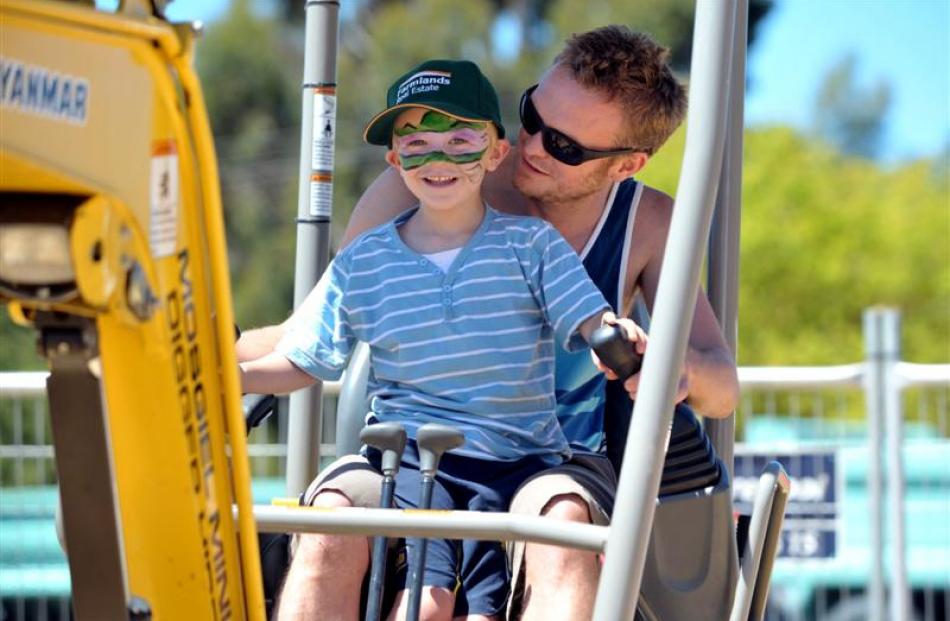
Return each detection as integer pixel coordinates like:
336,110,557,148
627,187,740,419
340,166,417,247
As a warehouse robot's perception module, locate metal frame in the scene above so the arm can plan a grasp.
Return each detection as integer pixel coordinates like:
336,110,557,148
286,0,340,496
283,3,748,618
593,4,740,618
706,0,749,480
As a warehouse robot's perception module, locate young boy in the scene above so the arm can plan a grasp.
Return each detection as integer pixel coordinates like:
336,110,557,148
241,59,641,619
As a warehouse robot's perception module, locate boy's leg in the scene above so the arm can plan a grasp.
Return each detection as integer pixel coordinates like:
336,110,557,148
276,454,385,621
506,454,615,621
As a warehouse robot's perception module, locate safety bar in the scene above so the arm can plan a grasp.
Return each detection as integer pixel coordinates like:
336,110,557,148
592,3,740,620
730,461,790,621
248,505,608,552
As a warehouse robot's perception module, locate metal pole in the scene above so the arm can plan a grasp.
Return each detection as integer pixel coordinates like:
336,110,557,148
882,309,910,621
705,0,748,481
863,308,887,621
591,3,737,620
286,0,340,495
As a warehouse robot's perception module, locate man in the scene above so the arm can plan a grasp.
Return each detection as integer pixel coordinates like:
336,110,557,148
238,26,739,621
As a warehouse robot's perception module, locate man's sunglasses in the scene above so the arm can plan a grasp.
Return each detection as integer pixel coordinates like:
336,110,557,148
519,84,644,167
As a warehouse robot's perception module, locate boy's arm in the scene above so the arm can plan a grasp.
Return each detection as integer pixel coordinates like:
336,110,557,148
235,320,292,363
239,351,316,395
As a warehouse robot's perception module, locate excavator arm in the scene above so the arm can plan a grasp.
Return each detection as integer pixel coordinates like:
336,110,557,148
0,1,264,618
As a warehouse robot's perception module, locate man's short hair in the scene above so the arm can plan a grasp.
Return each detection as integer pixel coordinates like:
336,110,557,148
555,25,687,155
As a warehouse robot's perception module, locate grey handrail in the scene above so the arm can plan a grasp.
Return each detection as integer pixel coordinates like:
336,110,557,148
705,0,748,481
286,0,340,495
592,3,740,620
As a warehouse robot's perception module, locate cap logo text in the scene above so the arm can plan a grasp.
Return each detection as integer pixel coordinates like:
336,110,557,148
395,70,451,104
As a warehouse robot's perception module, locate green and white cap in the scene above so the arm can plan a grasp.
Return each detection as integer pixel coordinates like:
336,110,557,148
363,59,505,146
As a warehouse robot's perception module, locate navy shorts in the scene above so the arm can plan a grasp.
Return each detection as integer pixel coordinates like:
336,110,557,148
367,441,550,618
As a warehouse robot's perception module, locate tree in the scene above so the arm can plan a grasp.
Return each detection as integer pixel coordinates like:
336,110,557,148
638,125,949,366
540,0,773,72
813,54,892,159
196,0,301,328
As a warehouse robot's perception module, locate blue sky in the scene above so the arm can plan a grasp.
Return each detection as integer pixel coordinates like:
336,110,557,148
159,0,949,163
744,0,949,162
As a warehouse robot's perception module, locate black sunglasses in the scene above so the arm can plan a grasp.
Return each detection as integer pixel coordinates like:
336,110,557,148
519,84,643,167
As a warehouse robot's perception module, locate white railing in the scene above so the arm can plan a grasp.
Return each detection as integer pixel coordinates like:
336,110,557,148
1,320,948,621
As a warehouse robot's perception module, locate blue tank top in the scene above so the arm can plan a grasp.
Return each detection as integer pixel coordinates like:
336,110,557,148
555,178,642,452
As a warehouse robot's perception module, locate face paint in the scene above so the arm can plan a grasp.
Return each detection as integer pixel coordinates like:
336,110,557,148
393,111,490,170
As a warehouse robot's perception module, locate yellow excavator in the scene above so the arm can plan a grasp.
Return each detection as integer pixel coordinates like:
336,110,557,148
1,1,787,620
1,1,264,618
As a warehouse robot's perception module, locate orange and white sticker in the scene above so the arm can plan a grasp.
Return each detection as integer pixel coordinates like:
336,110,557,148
310,172,332,218
150,139,179,258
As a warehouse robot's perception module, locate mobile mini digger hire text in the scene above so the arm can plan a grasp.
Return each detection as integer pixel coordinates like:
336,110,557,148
1,1,266,618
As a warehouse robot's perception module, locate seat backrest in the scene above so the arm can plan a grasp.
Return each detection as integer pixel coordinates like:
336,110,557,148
335,341,372,456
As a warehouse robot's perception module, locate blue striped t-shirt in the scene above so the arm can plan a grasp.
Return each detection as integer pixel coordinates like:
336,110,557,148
278,205,610,463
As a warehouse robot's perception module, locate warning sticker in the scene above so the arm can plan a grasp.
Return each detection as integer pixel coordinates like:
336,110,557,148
150,139,179,258
312,87,336,170
310,173,332,218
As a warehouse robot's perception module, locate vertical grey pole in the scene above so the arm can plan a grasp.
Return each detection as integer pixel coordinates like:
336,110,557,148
882,310,910,621
286,0,340,495
706,0,748,481
591,3,737,620
863,308,887,621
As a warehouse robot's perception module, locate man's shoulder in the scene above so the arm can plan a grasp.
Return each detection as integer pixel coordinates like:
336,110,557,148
631,182,675,241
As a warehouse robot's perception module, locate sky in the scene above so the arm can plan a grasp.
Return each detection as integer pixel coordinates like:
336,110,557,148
157,0,949,164
743,0,949,163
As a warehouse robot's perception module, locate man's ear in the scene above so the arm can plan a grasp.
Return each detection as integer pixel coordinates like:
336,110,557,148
484,138,511,172
607,151,649,182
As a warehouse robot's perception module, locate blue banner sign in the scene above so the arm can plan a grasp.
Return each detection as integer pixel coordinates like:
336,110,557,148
733,450,838,559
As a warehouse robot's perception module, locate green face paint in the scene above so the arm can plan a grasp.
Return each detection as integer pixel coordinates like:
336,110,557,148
393,110,490,170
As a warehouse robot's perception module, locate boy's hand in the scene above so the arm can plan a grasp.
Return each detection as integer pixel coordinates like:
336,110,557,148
591,312,647,379
591,312,688,404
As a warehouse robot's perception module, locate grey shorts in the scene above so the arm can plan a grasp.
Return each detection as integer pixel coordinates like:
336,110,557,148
290,455,383,555
301,454,383,508
506,452,616,617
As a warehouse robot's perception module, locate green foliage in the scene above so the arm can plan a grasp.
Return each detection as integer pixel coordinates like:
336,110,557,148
814,55,892,159
639,125,950,365
0,310,44,371
196,0,300,329
542,0,774,72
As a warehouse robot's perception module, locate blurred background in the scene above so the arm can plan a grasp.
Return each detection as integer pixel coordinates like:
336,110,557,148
0,1,947,620
1,0,947,370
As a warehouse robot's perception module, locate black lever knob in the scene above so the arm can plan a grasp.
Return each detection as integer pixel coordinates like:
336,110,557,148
590,323,643,381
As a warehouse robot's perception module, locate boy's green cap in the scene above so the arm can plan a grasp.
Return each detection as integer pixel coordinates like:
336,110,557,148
363,59,505,146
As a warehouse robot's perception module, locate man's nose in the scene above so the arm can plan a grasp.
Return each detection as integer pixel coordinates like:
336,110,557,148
519,127,547,159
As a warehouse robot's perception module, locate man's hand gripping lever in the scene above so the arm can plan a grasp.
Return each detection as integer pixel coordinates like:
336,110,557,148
406,424,465,621
359,423,409,621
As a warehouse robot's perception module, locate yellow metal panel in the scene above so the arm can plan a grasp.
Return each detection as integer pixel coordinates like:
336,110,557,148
1,3,263,618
